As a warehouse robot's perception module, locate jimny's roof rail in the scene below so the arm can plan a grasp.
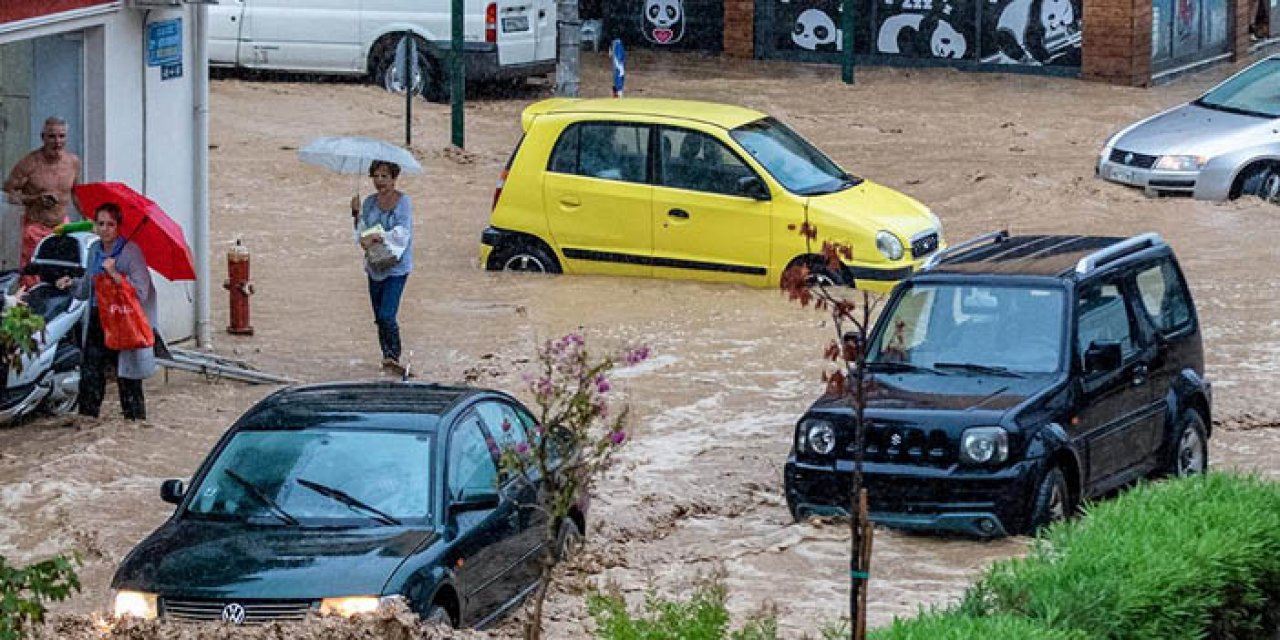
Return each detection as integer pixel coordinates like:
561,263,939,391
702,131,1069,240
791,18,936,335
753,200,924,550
1074,232,1164,276
922,229,1009,270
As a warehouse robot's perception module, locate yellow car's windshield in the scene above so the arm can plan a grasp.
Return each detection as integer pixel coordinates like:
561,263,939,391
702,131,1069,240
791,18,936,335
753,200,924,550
730,117,861,195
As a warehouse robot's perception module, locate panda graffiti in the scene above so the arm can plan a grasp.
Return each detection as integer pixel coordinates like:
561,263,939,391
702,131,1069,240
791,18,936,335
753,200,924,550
792,8,843,51
643,0,685,44
986,0,1081,65
877,11,968,58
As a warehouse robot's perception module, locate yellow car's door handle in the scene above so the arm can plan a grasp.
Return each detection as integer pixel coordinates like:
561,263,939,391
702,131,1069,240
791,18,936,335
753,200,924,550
558,196,581,209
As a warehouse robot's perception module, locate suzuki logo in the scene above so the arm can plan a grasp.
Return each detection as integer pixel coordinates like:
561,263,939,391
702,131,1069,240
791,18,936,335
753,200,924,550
221,603,247,625
1124,152,1135,165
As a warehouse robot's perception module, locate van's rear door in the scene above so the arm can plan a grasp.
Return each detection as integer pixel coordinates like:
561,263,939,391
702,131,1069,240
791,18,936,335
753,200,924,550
532,0,556,62
207,0,246,66
496,0,535,66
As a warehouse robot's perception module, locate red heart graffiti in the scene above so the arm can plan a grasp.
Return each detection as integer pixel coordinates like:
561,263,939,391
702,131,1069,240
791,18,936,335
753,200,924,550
653,28,673,43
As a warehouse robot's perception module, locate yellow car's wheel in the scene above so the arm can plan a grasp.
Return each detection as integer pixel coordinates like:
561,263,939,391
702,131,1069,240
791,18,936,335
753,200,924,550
493,242,561,274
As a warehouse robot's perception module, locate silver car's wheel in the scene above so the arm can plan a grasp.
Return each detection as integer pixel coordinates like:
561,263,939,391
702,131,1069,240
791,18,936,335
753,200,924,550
1262,173,1280,202
1240,165,1280,201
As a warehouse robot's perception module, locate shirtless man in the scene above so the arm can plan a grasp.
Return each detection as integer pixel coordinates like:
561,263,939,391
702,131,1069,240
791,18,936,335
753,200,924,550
4,117,81,285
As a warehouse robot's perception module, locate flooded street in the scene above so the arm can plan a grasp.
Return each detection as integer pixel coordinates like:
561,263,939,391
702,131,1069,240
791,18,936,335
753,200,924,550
3,50,1280,637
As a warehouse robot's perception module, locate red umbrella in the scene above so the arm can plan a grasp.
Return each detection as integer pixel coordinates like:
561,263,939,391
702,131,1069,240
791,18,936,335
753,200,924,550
72,182,196,281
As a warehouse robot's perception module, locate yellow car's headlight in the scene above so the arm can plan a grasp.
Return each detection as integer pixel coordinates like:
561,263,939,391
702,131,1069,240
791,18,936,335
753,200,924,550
320,595,404,617
113,590,158,620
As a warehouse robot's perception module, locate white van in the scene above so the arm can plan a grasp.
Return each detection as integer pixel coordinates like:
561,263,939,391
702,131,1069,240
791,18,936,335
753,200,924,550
208,0,558,101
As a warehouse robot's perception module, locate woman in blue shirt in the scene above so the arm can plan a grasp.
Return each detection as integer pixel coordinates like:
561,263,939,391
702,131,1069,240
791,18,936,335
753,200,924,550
350,160,413,371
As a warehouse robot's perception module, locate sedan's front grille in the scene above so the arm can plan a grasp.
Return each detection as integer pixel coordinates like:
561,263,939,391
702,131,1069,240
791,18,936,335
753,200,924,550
162,598,316,624
910,232,940,258
1109,148,1158,169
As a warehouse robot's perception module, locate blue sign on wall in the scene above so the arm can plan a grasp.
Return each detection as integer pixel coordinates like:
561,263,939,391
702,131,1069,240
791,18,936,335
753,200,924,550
147,18,183,79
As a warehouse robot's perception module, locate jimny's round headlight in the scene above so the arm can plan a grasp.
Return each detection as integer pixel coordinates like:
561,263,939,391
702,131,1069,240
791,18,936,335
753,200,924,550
802,419,837,455
960,426,1009,465
876,231,905,261
1153,155,1208,171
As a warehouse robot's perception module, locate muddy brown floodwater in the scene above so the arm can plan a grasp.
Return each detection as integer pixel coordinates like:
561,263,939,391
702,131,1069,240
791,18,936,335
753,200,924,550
3,51,1279,639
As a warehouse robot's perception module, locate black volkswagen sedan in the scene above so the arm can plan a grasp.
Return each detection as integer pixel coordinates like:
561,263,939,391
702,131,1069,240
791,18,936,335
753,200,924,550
111,382,584,628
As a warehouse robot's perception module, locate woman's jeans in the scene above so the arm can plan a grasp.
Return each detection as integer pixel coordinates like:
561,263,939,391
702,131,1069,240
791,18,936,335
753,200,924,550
80,311,146,420
368,274,407,361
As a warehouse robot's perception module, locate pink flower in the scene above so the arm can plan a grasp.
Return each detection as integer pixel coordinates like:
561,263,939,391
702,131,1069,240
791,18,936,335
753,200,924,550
515,442,530,455
595,375,611,394
610,430,627,446
501,418,512,433
622,345,651,366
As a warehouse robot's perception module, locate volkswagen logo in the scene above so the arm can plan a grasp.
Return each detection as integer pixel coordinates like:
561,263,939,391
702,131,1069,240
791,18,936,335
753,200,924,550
221,603,247,625
1124,152,1135,165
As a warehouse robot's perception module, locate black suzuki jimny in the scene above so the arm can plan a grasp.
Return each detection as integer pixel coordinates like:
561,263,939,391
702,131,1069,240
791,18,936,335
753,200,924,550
784,231,1211,537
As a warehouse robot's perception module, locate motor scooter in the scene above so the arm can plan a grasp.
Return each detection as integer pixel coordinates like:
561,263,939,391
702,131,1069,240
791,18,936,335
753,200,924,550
1,231,96,424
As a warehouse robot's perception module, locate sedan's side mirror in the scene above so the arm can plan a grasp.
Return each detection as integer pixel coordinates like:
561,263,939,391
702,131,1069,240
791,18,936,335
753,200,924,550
737,175,770,201
1083,341,1122,373
160,479,185,505
447,491,501,516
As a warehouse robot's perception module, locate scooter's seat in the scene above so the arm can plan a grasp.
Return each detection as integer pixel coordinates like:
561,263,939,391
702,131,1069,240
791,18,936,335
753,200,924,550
23,284,72,322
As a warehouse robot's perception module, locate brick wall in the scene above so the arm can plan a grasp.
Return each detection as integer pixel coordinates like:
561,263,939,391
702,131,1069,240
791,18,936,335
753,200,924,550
723,0,753,58
1082,0,1154,86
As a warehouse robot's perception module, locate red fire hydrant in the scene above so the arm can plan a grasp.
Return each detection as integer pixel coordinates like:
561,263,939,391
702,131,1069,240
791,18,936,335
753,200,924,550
223,239,254,335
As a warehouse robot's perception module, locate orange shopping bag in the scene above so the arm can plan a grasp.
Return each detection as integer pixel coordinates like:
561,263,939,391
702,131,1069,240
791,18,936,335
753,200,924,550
95,273,154,351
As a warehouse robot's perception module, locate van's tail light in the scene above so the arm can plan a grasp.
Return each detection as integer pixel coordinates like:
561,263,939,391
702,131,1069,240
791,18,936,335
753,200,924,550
485,3,497,43
492,168,508,211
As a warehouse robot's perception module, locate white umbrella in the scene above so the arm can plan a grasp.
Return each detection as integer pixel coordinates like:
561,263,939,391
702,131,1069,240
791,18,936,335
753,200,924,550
299,136,423,210
298,136,423,176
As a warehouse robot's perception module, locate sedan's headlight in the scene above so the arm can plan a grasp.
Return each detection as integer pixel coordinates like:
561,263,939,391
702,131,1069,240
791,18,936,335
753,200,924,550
113,590,158,620
801,419,837,455
959,427,1009,465
1154,155,1208,171
320,595,404,617
875,231,905,261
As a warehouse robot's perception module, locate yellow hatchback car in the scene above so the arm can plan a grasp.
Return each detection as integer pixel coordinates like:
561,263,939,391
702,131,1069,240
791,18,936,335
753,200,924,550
480,98,944,291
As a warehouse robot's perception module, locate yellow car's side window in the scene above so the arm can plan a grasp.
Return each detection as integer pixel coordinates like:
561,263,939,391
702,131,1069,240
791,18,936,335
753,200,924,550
548,122,649,184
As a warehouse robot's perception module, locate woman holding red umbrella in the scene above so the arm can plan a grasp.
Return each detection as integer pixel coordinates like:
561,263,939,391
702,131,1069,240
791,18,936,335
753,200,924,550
55,202,157,420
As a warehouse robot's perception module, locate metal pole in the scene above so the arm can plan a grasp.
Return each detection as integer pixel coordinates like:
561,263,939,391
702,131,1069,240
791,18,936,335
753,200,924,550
841,0,855,84
404,31,413,147
192,1,212,348
555,0,580,97
450,0,464,148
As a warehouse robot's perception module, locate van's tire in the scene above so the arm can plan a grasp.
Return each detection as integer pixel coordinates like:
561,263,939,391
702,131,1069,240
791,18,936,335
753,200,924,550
1027,466,1071,535
1162,410,1208,478
373,36,448,103
491,242,561,274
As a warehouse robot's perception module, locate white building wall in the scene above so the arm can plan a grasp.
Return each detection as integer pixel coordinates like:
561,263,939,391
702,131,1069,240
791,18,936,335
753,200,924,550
4,5,199,341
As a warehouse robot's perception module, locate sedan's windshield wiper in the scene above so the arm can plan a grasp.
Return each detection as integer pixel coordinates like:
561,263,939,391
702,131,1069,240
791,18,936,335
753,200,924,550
932,362,1025,378
867,360,946,375
224,469,298,526
296,478,401,526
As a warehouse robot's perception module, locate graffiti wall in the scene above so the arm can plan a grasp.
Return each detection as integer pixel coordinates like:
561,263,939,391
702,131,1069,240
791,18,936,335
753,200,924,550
604,0,724,51
760,0,1081,67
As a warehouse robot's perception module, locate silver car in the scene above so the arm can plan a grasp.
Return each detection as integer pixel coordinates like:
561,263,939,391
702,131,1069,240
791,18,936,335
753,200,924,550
1098,55,1280,201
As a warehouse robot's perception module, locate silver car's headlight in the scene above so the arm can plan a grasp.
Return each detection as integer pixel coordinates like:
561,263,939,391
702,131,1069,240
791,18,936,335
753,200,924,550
875,231,904,261
959,427,1009,465
801,419,837,455
1154,155,1208,171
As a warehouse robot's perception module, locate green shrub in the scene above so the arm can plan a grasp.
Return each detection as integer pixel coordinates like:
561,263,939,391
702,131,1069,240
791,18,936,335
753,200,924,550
588,580,778,640
0,553,80,640
869,611,1088,640
960,473,1280,640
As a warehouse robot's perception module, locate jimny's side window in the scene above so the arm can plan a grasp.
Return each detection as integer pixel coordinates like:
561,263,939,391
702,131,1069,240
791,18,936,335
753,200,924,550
1134,259,1192,335
548,122,650,184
